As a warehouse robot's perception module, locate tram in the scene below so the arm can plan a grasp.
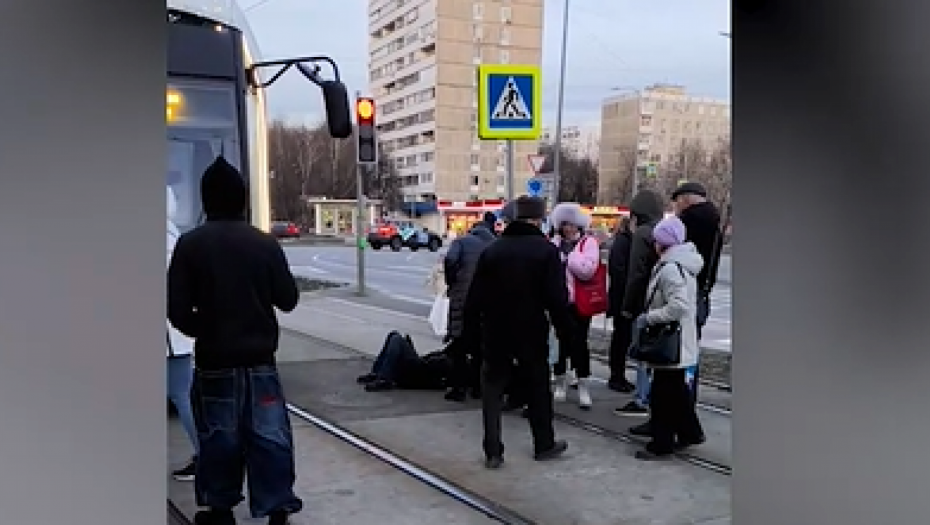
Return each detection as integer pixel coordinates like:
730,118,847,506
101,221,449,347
167,0,350,234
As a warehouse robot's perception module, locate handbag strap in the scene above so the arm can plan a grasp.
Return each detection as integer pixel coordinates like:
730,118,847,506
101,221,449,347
643,261,685,309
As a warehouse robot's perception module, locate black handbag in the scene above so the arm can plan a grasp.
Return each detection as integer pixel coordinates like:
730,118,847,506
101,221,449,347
628,263,684,366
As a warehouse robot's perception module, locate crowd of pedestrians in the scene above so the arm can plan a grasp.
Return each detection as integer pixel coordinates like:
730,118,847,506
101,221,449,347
164,157,725,522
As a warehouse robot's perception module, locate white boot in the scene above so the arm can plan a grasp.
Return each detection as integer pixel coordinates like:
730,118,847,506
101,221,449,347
553,374,568,402
577,377,592,410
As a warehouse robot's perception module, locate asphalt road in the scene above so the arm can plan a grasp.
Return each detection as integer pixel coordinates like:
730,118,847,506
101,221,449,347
285,245,732,352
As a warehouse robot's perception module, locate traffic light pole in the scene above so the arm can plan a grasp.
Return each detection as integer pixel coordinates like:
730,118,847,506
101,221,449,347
353,92,377,297
355,162,366,296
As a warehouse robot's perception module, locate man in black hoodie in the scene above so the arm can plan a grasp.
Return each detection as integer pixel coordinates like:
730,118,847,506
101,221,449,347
605,215,634,393
672,182,723,408
613,189,665,419
168,157,302,525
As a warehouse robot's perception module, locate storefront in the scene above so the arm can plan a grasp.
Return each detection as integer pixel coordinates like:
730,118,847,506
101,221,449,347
437,199,506,237
582,205,630,234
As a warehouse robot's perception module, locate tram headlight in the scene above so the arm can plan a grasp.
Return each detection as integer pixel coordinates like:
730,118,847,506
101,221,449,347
167,89,183,122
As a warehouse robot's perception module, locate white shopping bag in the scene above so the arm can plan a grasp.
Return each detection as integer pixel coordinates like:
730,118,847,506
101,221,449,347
428,294,450,338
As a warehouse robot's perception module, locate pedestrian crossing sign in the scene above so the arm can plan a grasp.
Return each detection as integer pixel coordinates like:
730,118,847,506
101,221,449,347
477,64,542,140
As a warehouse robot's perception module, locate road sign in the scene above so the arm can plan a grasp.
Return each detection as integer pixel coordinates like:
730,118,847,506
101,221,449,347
527,154,546,175
646,162,657,177
527,177,543,196
477,64,542,140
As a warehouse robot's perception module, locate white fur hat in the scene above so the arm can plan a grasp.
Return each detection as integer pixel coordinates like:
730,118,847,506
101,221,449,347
550,202,591,230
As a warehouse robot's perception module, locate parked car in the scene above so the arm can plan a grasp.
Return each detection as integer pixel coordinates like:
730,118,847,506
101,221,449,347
271,221,301,239
367,220,442,252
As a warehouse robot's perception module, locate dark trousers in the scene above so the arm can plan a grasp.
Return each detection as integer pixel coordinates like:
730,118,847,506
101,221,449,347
192,366,303,519
372,338,418,382
692,293,711,403
647,368,704,455
552,305,592,378
608,315,633,382
445,337,480,391
481,354,556,458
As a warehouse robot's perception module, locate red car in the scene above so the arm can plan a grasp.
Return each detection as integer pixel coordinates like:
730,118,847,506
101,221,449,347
271,221,301,239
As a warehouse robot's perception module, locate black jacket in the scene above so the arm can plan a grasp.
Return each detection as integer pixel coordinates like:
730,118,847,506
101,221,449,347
678,201,722,294
167,157,299,370
606,229,632,317
462,220,574,363
621,190,666,316
443,225,495,337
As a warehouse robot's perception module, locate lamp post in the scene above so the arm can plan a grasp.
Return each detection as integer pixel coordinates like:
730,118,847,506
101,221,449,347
550,0,571,205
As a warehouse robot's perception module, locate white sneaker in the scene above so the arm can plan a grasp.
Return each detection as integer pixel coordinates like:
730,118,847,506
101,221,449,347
577,378,592,410
553,374,568,402
569,370,579,388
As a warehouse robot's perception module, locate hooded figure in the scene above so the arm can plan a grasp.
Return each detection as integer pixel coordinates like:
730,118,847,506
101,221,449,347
631,215,705,460
620,189,666,317
167,157,304,523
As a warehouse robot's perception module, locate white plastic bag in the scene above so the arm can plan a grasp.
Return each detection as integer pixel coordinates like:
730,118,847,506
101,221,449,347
428,294,450,338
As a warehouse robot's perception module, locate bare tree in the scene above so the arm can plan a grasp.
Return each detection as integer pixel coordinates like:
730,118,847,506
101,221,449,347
538,144,599,203
268,120,402,221
658,138,732,207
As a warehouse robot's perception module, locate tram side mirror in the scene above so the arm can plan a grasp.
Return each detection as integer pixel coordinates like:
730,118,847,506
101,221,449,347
321,80,352,139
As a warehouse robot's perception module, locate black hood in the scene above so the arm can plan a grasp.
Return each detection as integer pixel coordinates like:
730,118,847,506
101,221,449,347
629,189,665,225
201,157,247,221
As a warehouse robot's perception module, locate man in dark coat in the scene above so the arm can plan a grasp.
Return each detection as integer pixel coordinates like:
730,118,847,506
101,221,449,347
606,215,634,392
613,189,666,419
672,181,723,409
442,221,495,401
463,196,574,469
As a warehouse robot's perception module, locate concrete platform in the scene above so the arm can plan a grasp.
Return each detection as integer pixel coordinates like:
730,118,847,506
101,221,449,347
279,295,733,469
168,408,492,524
269,323,730,524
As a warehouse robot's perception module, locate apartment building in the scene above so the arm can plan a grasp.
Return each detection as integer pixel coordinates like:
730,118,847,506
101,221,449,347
541,123,600,161
597,84,731,204
368,0,544,233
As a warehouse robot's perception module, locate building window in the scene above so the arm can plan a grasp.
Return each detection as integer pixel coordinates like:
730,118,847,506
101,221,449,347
473,45,482,62
470,175,480,187
473,3,483,19
472,24,483,41
500,27,511,45
501,6,512,22
470,153,480,168
499,50,510,63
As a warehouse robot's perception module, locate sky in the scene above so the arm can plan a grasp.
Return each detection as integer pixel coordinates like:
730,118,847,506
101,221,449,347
242,0,731,128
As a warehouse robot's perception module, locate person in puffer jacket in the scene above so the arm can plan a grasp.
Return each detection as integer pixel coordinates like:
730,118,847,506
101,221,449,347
549,202,600,410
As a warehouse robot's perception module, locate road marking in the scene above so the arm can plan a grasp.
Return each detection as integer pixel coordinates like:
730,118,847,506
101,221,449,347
327,297,428,321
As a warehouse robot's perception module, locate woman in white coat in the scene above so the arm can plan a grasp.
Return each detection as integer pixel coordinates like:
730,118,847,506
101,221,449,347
166,186,198,481
631,216,706,460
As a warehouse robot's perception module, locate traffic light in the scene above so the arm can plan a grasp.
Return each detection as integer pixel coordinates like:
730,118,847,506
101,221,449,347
356,97,377,164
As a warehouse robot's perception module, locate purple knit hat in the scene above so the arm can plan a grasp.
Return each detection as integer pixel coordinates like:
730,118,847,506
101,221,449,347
652,216,686,248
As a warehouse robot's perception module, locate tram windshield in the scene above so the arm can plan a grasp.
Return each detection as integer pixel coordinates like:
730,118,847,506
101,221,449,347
167,79,242,234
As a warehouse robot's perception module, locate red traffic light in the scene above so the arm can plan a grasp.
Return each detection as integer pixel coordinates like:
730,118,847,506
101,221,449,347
356,97,375,123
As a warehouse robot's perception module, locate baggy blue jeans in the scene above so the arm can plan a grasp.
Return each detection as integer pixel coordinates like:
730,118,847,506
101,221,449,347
167,354,198,454
191,365,303,519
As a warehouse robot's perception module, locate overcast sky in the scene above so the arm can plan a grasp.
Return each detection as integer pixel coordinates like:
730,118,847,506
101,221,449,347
243,0,730,128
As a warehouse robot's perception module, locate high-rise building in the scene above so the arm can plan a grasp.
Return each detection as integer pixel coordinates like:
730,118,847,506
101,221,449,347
597,84,730,204
540,124,601,161
368,0,544,235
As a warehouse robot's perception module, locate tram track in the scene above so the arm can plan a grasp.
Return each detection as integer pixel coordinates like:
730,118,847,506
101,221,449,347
281,328,732,476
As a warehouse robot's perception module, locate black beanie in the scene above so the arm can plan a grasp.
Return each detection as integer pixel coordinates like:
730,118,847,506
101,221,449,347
514,196,546,220
200,156,247,220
